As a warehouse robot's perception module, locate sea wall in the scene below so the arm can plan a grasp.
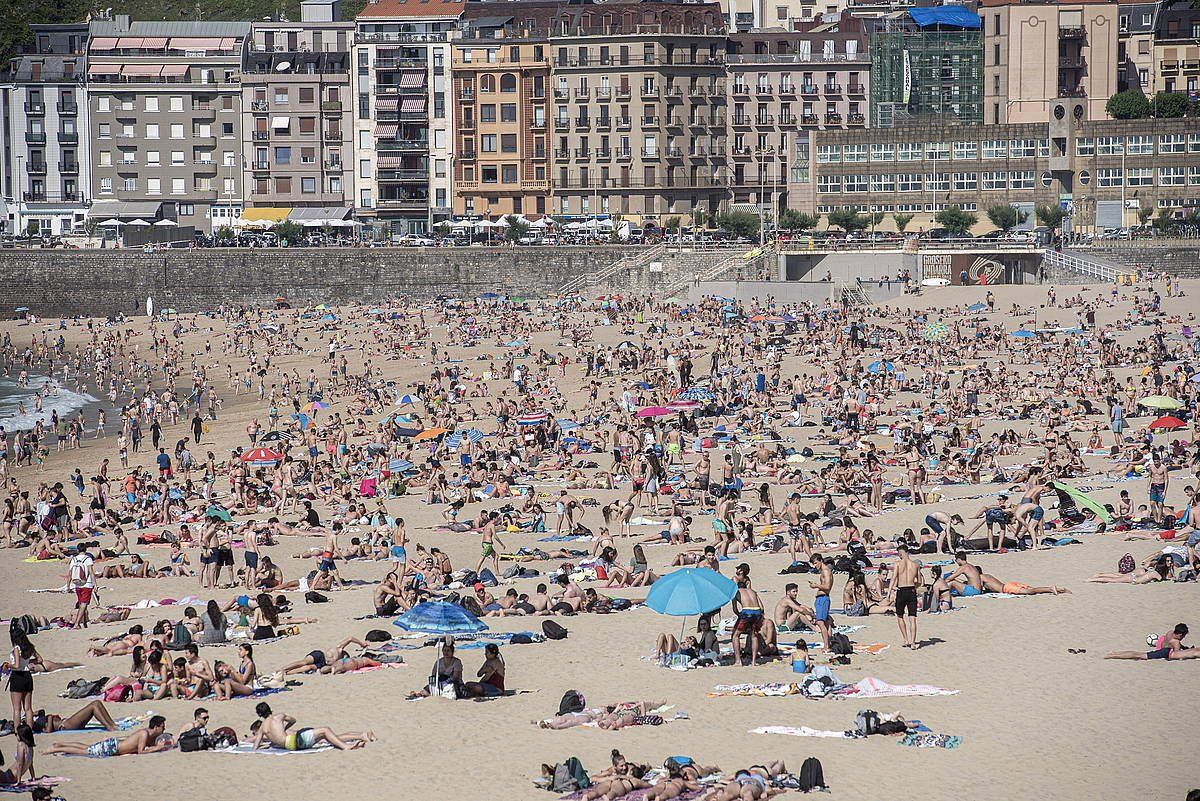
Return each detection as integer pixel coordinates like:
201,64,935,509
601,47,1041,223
0,246,636,316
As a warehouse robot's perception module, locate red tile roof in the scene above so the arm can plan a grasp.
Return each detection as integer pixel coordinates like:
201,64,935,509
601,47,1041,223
357,0,465,19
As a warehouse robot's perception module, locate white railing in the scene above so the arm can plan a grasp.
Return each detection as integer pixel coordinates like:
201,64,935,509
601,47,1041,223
1043,249,1134,283
558,243,666,295
663,243,776,297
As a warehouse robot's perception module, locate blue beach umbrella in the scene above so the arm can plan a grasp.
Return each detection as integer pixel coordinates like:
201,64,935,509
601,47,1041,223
867,359,895,374
556,419,581,432
398,393,421,405
387,458,415,472
445,428,484,449
393,601,488,634
645,568,737,616
966,302,987,313
1010,329,1036,339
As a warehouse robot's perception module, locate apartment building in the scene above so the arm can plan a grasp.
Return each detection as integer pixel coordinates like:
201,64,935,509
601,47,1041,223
723,0,845,33
982,0,1119,125
1117,2,1157,92
869,7,984,126
241,0,354,216
86,17,249,232
803,108,1199,233
549,1,728,224
4,24,90,236
451,4,555,219
354,0,460,237
1153,2,1200,96
726,16,869,215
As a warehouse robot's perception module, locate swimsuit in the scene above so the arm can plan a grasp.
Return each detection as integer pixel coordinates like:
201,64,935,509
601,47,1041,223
1146,648,1171,660
284,727,316,751
88,737,120,758
734,608,764,633
308,650,327,670
894,586,918,617
813,593,831,622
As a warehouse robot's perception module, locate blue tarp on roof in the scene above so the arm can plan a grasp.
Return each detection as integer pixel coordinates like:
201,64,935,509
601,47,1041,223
907,6,982,28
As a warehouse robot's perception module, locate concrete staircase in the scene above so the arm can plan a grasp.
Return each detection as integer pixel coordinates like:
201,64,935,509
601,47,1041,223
660,243,778,297
561,243,768,296
1072,243,1200,278
839,281,872,307
1042,249,1136,284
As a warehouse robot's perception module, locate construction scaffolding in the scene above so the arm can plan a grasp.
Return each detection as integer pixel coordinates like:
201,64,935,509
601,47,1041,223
869,15,984,126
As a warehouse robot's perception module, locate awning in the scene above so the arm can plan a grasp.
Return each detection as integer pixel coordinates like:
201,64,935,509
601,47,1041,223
122,64,164,77
169,37,216,50
376,96,399,110
377,155,402,168
141,37,169,49
907,6,981,29
219,37,238,48
239,207,292,224
400,97,426,113
90,37,119,50
287,206,351,222
116,37,145,48
88,200,166,219
272,116,290,129
375,123,398,138
88,63,122,76
399,71,425,88
160,64,189,77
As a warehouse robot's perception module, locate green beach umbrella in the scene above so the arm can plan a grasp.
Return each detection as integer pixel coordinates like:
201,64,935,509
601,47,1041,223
1051,482,1113,524
1138,396,1183,411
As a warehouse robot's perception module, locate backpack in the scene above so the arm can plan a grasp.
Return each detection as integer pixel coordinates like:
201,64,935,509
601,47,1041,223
365,629,392,642
166,620,192,651
477,568,499,587
829,632,853,656
557,689,584,715
549,757,591,793
9,615,38,638
305,591,329,604
178,728,214,753
1118,553,1136,574
798,757,826,792
542,620,568,641
855,710,880,736
65,677,108,700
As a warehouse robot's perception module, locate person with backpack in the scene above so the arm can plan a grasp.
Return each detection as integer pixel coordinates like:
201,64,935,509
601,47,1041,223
67,542,96,629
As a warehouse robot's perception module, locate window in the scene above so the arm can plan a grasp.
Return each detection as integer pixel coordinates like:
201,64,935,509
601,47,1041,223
499,74,517,92
481,134,497,152
146,150,160,166
99,151,112,167
1189,134,1200,153
274,88,288,104
359,158,370,178
897,143,921,161
843,174,868,192
1038,139,1050,158
171,151,184,165
926,173,949,191
1010,171,1035,189
925,142,948,160
500,103,516,123
481,104,496,123
1159,134,1185,154
299,117,316,134
842,144,866,163
815,144,840,163
172,178,185,195
98,122,111,139
816,175,841,193
122,177,136,191
146,123,160,139
299,86,314,103
501,133,517,152
982,171,1006,190
870,143,894,162
169,96,183,112
1076,137,1094,156
952,172,977,190
482,166,498,183
170,123,184,139
1127,135,1153,155
97,96,110,112
145,96,158,112
1190,166,1200,185
1096,136,1124,156
1159,166,1185,185
275,147,291,165
897,173,922,192
1127,167,1152,186
501,164,517,183
870,173,896,192
147,177,160,194
982,139,1006,159
953,141,977,160
1097,168,1122,187
301,177,316,193
100,177,112,193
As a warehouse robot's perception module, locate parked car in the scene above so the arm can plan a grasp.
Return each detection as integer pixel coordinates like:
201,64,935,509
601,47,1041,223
399,234,435,247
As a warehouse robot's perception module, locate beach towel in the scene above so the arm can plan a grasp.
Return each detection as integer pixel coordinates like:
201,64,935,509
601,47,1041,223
837,677,959,699
751,725,851,739
899,732,963,749
0,777,70,792
708,682,801,698
215,743,335,756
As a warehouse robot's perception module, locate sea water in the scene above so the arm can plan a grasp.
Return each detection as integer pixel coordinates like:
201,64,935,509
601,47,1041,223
0,374,101,433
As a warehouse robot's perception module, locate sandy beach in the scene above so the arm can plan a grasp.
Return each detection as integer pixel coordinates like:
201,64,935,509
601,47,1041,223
0,279,1197,801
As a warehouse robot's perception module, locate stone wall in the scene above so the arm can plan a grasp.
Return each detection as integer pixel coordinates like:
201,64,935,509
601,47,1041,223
1079,245,1200,277
0,246,636,316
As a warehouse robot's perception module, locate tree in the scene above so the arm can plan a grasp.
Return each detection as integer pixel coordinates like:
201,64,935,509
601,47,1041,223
274,220,302,246
1154,208,1175,231
868,212,885,228
1035,204,1066,235
778,209,818,231
1106,89,1151,120
1151,91,1190,118
503,214,529,243
715,211,760,239
216,225,235,240
691,208,710,229
934,206,978,236
986,204,1027,231
892,213,914,233
664,216,682,232
826,209,868,233
1137,206,1154,225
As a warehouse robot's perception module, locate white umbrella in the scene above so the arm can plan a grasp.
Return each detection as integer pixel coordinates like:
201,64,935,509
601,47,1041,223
331,219,362,227
449,220,474,230
479,219,502,228
153,219,177,227
302,219,326,227
126,218,151,226
97,218,122,226
564,222,585,231
529,218,551,229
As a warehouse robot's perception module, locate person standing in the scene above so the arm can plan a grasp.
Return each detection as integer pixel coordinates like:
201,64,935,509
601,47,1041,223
808,553,834,653
893,543,923,650
8,629,37,725
68,542,96,629
192,412,204,445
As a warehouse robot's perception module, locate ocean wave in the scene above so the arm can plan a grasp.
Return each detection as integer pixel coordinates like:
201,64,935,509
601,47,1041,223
0,376,99,432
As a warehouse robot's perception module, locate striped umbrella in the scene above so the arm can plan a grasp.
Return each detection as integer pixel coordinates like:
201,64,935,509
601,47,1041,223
445,428,484,448
240,447,283,464
517,411,548,426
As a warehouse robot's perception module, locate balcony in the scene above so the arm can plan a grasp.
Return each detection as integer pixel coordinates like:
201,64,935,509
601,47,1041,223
57,101,79,114
22,191,47,202
458,150,477,160
732,116,750,127
321,100,342,113
251,99,269,111
378,170,428,181
253,131,270,141
393,139,430,150
457,89,474,100
595,117,611,130
252,160,271,171
801,84,819,95
640,86,659,99
192,107,216,122
665,85,684,98
778,84,797,97
374,57,426,69
458,117,475,130
58,131,79,144
641,147,660,158
376,196,429,209
848,113,866,126
1058,56,1086,69
732,147,752,158
801,114,818,125
574,147,590,158
823,83,842,95
553,88,570,100
25,132,46,144
1058,86,1088,97
27,161,47,175
732,84,750,96
324,160,343,170
848,83,865,96
616,149,632,160
575,117,590,129
59,162,79,174
1059,26,1086,39
616,117,632,129
193,161,218,174
755,84,773,95
554,148,570,159
24,102,45,114
595,87,612,100
554,118,570,129
824,112,842,124
595,148,612,159
573,88,590,100
755,115,774,126
615,87,631,99
665,147,684,158
778,114,795,125
667,117,684,127
191,135,218,147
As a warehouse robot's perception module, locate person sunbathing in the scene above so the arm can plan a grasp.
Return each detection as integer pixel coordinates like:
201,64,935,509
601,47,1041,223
281,636,370,675
1090,555,1174,584
535,700,666,730
1105,624,1200,660
250,702,372,751
580,750,650,801
31,700,120,733
44,715,169,758
979,573,1070,595
643,761,702,800
701,761,788,800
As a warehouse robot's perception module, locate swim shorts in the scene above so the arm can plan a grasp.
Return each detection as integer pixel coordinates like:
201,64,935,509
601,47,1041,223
390,545,407,564
985,509,1006,525
244,552,259,570
74,587,93,606
481,542,495,558
734,608,764,633
1149,484,1165,504
309,650,327,670
1001,582,1029,594
813,594,832,622
894,586,918,617
1029,506,1044,521
285,727,316,751
88,737,120,758
1146,648,1171,660
957,585,981,597
924,515,943,534
217,547,234,566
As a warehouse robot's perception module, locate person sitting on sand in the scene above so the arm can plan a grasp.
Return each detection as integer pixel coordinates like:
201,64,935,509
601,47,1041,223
250,702,372,751
1105,623,1200,660
774,583,816,632
407,639,464,698
44,715,169,758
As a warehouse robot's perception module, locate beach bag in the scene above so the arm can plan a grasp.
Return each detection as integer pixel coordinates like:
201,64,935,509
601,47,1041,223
550,757,590,792
542,620,568,641
510,633,534,644
166,620,192,650
305,591,329,604
477,568,499,587
798,757,826,792
855,710,880,736
103,684,131,703
178,728,213,752
9,615,38,638
1118,553,1136,574
65,677,107,700
829,632,853,656
799,676,834,698
365,629,392,642
558,689,584,715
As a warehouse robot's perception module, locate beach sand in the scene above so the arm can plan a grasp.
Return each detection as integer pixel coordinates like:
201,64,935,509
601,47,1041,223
1,279,1197,801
